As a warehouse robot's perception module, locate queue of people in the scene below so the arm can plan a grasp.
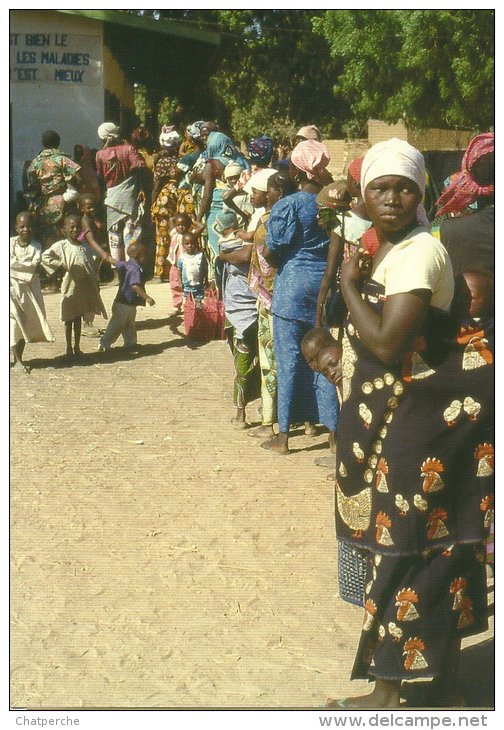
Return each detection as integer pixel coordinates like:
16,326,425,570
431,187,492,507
10,119,494,709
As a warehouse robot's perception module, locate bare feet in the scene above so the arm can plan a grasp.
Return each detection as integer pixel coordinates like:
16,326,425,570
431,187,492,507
304,422,317,437
328,431,337,454
231,408,247,429
326,680,401,709
260,433,289,454
314,455,334,468
11,362,31,374
248,424,275,439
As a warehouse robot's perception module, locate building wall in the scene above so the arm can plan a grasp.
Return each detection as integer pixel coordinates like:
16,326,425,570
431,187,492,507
10,10,136,200
325,120,473,180
10,11,104,196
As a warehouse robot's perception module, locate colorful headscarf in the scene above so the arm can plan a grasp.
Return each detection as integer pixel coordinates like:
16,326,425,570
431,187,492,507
360,138,430,228
206,131,250,170
247,136,274,164
159,125,181,149
435,132,494,216
97,122,120,142
316,179,351,210
348,156,364,184
187,121,206,140
296,125,322,142
290,140,331,185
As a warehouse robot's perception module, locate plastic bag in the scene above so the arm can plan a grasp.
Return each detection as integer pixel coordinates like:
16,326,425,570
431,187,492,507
184,290,226,342
203,287,226,340
183,293,211,341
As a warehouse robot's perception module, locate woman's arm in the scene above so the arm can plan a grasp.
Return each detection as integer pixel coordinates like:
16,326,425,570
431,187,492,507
219,244,253,265
316,231,344,326
340,248,431,365
197,163,216,222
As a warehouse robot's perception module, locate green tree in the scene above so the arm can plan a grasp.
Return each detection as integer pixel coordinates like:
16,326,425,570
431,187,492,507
312,9,494,132
144,10,348,142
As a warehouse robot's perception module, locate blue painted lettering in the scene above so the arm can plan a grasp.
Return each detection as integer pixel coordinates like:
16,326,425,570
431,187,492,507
16,51,37,64
25,34,50,46
54,69,84,82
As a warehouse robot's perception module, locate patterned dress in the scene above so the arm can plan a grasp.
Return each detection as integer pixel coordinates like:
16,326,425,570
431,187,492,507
335,230,494,681
27,149,80,230
248,211,278,427
151,154,195,279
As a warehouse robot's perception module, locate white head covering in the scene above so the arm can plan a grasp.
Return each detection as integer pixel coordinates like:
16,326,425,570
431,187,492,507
224,162,244,180
97,122,120,142
361,138,430,228
243,168,277,194
159,125,181,149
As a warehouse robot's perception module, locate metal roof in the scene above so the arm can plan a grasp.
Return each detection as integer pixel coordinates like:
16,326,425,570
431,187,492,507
55,9,220,45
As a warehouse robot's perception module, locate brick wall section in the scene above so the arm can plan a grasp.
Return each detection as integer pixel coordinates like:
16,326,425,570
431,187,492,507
323,120,473,179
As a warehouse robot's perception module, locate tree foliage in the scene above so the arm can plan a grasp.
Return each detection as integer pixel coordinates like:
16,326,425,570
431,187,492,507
312,9,494,132
124,10,494,138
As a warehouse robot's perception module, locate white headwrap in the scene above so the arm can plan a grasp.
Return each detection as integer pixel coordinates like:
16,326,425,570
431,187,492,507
159,125,181,149
224,162,244,180
361,138,430,228
243,167,277,193
97,122,120,142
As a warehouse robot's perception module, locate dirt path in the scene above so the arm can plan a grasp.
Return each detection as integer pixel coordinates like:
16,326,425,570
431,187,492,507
10,280,493,709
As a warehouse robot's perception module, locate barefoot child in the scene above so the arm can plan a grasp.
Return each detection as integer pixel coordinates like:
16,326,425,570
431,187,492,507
78,193,111,336
167,213,192,312
42,213,107,361
217,209,260,428
99,242,155,352
10,211,55,372
177,232,208,305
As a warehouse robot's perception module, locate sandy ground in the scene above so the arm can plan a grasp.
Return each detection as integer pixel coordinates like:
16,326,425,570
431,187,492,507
10,279,494,710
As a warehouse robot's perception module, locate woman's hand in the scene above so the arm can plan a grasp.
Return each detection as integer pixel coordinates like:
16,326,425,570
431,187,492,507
340,247,372,287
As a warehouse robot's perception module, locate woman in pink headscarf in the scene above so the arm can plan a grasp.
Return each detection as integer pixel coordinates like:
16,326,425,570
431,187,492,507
260,140,339,455
437,132,494,276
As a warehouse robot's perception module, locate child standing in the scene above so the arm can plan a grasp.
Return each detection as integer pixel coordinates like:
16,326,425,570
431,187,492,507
177,232,208,305
217,209,260,428
167,213,192,312
78,193,111,336
10,211,55,372
99,242,155,352
42,213,107,361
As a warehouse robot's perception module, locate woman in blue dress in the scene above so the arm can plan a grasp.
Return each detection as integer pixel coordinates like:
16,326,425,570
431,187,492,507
261,140,339,454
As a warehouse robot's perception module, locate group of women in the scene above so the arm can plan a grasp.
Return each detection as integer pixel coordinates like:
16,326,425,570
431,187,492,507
214,127,494,709
59,117,495,708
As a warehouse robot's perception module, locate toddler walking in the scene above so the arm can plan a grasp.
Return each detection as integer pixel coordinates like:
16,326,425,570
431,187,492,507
99,242,155,352
42,213,107,361
10,211,55,372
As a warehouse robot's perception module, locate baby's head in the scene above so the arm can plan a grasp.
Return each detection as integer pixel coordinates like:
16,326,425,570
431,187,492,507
15,211,34,242
316,342,343,386
182,232,199,255
127,242,149,266
301,327,337,371
174,213,192,235
62,213,81,242
78,193,97,218
452,268,494,319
